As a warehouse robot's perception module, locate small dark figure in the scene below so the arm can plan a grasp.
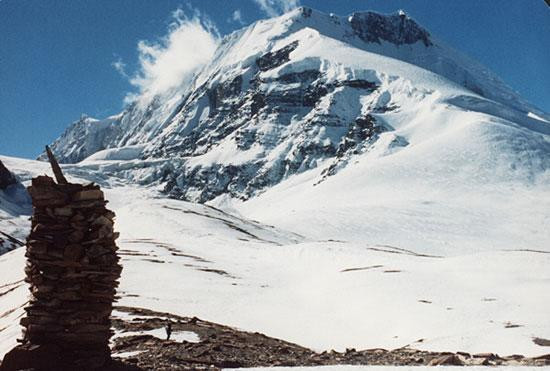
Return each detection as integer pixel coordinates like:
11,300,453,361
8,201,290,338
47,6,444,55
165,321,172,341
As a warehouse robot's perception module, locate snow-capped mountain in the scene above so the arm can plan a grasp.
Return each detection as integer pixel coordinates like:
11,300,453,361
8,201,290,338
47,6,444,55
2,7,550,363
38,114,123,164
42,7,550,203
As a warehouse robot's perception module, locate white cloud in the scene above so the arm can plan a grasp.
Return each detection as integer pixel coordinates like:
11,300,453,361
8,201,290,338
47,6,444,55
111,58,128,78
231,9,245,25
127,8,220,103
253,0,301,17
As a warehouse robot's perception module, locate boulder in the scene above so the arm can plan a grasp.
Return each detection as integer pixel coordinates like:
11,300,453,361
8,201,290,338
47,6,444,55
428,354,465,366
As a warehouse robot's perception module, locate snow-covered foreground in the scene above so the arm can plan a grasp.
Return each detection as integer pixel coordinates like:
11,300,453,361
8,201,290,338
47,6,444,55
0,156,549,361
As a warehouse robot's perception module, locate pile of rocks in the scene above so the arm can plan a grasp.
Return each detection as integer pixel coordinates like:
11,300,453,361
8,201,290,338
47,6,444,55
1,175,122,370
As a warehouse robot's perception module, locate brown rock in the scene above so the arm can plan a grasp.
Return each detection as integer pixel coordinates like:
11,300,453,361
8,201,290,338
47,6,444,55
428,354,465,366
68,229,85,243
31,175,56,187
473,352,498,359
0,344,69,371
27,185,69,206
71,213,86,222
71,324,111,333
72,200,107,209
47,246,65,259
72,189,104,201
55,291,82,301
93,215,114,226
27,314,60,325
27,242,48,256
54,207,73,216
64,244,85,261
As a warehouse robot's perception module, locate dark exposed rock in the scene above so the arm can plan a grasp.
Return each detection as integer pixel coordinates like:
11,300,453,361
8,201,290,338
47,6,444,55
349,11,432,46
337,114,381,157
276,69,321,83
0,160,16,190
249,92,266,116
234,128,257,150
0,343,141,371
161,68,381,202
338,79,378,90
533,337,550,347
256,40,299,71
300,6,313,18
321,114,385,180
165,162,265,203
152,44,382,203
207,75,243,114
428,354,465,366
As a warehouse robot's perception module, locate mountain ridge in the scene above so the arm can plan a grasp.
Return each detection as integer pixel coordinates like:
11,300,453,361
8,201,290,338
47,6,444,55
39,7,550,204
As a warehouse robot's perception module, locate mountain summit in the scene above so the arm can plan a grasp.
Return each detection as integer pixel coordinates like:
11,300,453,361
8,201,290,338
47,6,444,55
42,7,549,203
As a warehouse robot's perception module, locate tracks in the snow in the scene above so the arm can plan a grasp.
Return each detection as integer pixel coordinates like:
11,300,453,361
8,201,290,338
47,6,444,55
119,238,238,279
161,204,304,245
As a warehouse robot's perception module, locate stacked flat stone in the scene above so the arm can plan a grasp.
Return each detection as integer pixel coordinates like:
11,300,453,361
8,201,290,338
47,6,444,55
3,175,122,370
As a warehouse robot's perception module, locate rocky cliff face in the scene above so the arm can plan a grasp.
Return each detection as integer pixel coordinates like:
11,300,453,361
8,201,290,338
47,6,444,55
0,160,17,190
157,40,393,202
348,11,432,46
40,7,550,203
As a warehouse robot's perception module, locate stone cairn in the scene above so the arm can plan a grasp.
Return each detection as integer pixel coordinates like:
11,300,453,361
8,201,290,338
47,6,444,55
1,147,122,371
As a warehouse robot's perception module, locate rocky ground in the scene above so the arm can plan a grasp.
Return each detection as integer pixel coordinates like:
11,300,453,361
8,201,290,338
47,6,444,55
109,306,550,370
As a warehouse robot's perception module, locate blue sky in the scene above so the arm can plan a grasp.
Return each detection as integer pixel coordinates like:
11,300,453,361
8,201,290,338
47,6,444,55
1,0,549,159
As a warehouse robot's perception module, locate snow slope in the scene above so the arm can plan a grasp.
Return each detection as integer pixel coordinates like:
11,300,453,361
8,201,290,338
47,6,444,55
0,156,549,360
